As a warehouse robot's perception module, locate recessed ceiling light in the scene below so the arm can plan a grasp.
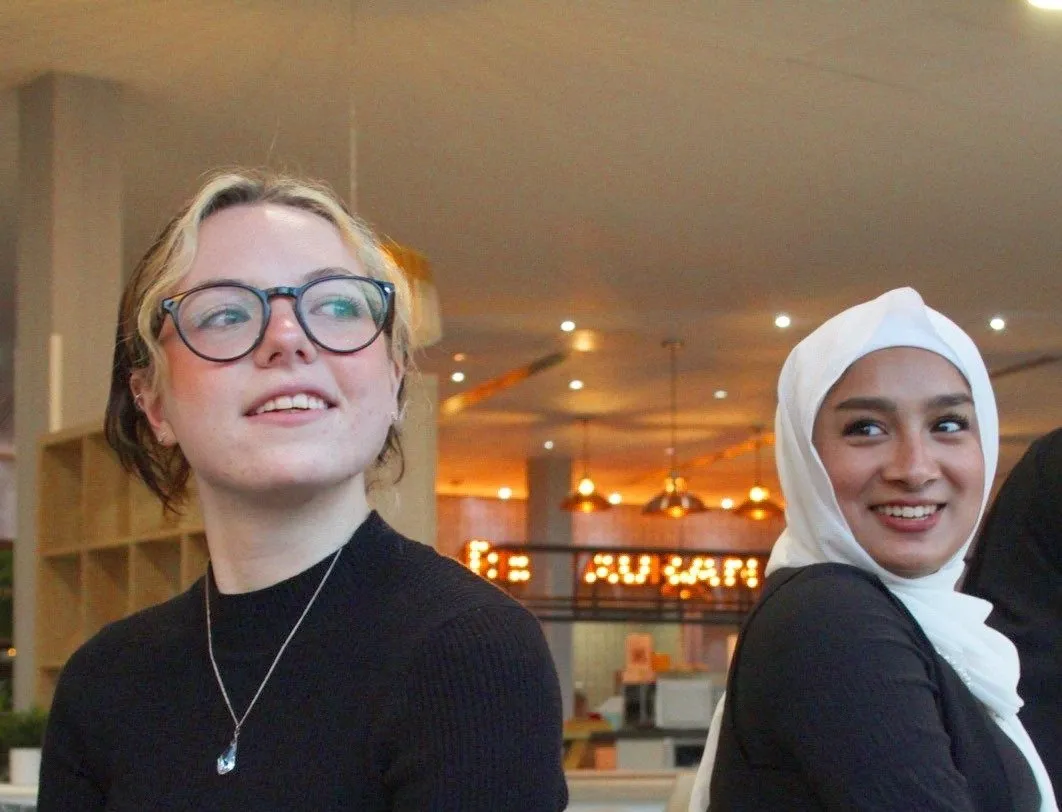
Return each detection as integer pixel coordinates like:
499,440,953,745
450,371,466,383
721,497,735,510
498,486,513,500
560,320,576,332
774,314,792,329
568,379,584,390
452,352,467,362
543,440,555,450
714,389,728,400
989,316,1006,332
608,492,623,505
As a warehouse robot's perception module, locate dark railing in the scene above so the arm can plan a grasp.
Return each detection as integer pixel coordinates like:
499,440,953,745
458,540,770,624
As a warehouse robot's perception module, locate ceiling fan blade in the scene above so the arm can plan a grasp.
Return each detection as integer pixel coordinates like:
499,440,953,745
440,351,568,417
989,353,1061,380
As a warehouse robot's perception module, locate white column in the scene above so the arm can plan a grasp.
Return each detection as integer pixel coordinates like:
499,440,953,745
526,454,575,719
14,74,123,708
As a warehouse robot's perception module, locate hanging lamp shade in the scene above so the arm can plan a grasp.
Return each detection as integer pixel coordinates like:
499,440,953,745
561,418,612,513
641,473,708,518
643,339,708,518
734,427,785,521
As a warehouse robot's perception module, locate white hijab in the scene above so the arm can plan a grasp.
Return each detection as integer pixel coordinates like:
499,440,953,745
690,287,1058,812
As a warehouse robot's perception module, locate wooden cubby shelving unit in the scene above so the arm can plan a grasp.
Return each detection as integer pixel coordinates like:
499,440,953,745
36,423,206,707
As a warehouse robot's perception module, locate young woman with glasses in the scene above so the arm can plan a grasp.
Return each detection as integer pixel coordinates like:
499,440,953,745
38,170,568,811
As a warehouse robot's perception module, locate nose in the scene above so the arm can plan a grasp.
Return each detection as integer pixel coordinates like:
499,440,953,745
883,431,941,489
252,297,317,367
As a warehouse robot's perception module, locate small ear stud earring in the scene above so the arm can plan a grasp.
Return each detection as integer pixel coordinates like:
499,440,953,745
134,393,145,412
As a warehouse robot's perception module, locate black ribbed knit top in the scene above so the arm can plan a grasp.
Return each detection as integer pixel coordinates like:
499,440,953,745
39,512,568,811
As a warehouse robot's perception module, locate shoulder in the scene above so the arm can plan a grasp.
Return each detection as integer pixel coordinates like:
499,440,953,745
741,563,931,675
757,563,907,627
58,585,199,689
354,518,544,648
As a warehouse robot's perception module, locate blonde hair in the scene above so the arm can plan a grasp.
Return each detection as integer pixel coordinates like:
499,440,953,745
105,169,414,511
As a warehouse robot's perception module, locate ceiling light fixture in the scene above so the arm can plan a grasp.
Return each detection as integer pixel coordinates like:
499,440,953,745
498,487,513,500
720,497,735,510
733,426,785,521
543,440,555,450
989,316,1006,332
774,314,792,329
561,417,611,513
714,389,728,400
569,379,584,390
450,371,466,383
643,339,708,518
608,493,623,505
561,320,576,332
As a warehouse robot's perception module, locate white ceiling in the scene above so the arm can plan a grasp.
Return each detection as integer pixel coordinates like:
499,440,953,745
1,0,1060,505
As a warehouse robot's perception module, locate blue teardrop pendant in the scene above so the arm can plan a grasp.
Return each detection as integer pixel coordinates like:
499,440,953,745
217,737,237,775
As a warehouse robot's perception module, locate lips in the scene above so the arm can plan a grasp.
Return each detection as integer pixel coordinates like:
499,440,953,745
872,503,942,519
246,389,335,416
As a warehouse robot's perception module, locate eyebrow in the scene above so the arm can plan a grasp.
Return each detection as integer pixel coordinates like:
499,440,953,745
833,393,974,412
199,267,356,288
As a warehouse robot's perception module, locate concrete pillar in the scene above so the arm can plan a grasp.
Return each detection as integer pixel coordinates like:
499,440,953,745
14,74,123,708
527,454,575,719
370,372,438,546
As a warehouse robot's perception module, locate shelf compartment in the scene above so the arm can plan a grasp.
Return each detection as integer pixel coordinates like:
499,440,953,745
131,539,182,611
38,439,84,551
128,475,180,537
36,665,62,710
83,548,130,638
83,433,129,542
37,554,83,664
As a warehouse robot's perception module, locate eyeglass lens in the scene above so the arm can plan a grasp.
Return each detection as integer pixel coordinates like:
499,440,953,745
174,277,388,360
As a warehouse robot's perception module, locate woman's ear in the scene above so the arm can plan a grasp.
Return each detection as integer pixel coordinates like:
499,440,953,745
389,358,405,406
130,372,176,447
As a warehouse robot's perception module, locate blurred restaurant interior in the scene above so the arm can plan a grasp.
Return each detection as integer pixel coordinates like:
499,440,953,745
2,1,1062,808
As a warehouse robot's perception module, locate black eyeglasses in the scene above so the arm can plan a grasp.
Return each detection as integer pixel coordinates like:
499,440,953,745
159,273,395,362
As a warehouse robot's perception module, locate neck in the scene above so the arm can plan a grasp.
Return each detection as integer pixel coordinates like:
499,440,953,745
197,477,370,593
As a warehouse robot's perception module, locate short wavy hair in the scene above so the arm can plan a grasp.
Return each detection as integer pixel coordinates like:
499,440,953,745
104,169,414,512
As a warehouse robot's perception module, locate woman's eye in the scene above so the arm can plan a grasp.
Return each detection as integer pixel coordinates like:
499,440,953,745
194,307,251,330
842,420,885,438
934,414,971,433
312,297,362,320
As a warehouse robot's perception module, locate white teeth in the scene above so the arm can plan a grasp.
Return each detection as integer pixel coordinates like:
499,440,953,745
253,394,328,415
874,504,940,519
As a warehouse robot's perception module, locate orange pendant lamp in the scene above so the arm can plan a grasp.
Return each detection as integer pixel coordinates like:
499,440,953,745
642,339,708,518
561,417,612,513
733,426,785,521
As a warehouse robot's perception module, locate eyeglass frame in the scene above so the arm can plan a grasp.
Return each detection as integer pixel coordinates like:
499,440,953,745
157,272,396,363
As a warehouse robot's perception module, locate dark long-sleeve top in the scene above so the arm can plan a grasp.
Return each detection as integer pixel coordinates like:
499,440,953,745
964,427,1062,796
39,511,568,811
708,563,1040,811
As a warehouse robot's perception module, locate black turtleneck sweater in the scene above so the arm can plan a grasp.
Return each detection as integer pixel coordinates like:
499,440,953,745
39,512,568,811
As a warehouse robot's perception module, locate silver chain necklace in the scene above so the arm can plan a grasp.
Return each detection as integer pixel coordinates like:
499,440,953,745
205,546,343,775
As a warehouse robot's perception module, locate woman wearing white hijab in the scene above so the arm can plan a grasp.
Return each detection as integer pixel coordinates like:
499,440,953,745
689,288,1057,811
